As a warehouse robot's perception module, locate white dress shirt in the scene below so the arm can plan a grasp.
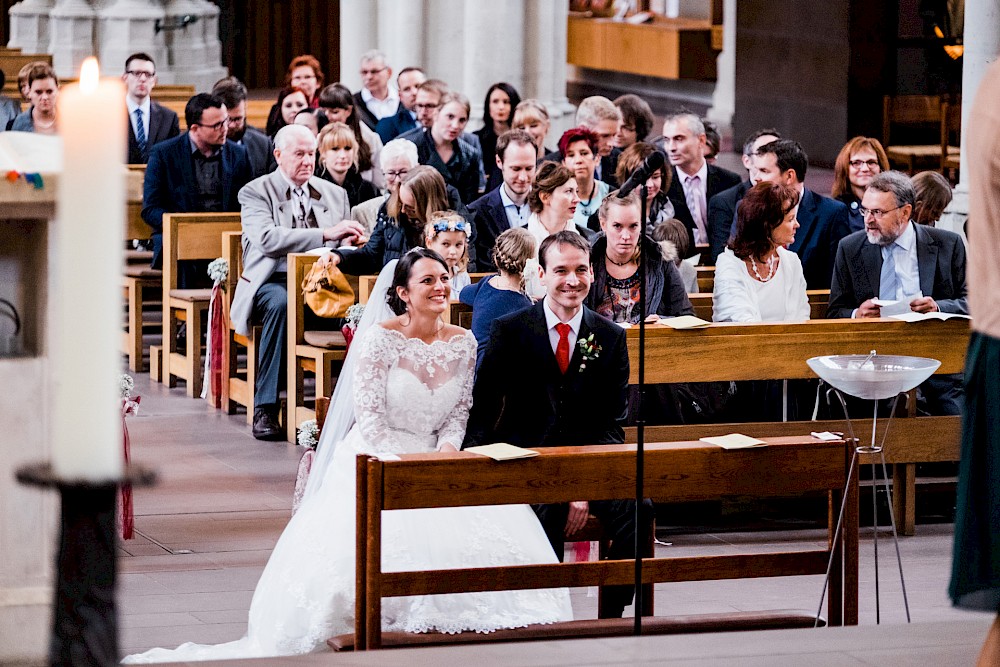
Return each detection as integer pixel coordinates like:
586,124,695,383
499,183,530,229
360,86,400,121
543,297,583,357
679,159,709,245
881,220,920,300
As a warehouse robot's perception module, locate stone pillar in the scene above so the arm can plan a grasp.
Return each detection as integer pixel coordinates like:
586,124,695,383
938,0,1000,237
156,0,226,90
7,0,56,54
462,0,523,127
339,0,378,92
96,0,167,78
378,0,423,76
706,0,735,132
424,0,465,96
550,0,572,117
47,0,96,79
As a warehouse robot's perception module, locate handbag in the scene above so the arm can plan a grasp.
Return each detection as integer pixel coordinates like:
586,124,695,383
301,261,355,318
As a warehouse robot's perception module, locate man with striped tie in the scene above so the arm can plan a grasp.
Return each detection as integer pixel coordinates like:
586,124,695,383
124,53,179,165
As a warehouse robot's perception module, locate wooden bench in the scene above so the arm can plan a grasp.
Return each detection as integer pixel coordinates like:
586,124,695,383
121,166,158,372
623,318,969,535
247,99,273,132
343,435,857,651
219,231,259,422
687,289,830,321
161,213,243,397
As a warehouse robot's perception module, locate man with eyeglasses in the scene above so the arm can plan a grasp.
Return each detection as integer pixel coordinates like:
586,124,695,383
142,93,252,272
123,53,179,164
351,49,398,131
212,76,276,179
828,170,967,414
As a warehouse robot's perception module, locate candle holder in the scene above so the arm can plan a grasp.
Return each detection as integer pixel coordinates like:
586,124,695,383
16,462,156,667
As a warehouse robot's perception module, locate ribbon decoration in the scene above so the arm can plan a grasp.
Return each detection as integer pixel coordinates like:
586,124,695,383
118,396,140,540
201,282,225,408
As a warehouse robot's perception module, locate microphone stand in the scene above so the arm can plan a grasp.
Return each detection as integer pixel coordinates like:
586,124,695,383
634,182,648,635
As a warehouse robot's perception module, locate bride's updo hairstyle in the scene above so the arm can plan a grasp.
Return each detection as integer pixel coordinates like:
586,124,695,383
387,248,450,315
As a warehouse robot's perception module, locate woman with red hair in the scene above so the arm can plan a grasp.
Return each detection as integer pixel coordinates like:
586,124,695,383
831,136,889,232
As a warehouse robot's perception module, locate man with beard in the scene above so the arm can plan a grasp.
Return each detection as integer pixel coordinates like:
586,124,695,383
212,76,276,178
123,52,179,164
142,93,253,271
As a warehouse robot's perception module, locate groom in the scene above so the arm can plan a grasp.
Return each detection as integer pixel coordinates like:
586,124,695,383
464,230,640,618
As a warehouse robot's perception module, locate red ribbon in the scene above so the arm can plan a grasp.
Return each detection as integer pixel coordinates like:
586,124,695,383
119,397,140,540
208,283,224,408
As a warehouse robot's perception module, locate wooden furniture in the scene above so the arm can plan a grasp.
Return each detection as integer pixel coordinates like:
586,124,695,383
686,289,830,321
695,265,715,293
219,231,259,422
882,95,961,173
286,253,348,442
567,16,718,80
247,99,273,132
346,436,857,651
161,213,243,397
121,165,157,371
623,318,969,534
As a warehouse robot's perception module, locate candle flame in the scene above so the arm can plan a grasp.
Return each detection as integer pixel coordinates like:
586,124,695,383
80,57,99,94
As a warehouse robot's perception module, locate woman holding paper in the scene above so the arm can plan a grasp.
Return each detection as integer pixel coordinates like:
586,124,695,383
124,249,571,663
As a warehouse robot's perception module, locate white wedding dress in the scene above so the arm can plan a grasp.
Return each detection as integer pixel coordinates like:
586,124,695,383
124,326,572,663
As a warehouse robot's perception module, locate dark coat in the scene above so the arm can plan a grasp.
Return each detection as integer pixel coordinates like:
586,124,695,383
351,90,381,131
836,192,865,232
827,223,968,318
463,302,629,449
469,187,512,272
586,235,694,320
412,127,483,205
789,188,851,290
126,100,180,164
240,126,277,179
665,162,742,258
375,105,417,143
318,167,380,209
707,179,751,265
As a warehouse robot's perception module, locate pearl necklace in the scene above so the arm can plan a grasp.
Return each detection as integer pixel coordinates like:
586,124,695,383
750,254,778,283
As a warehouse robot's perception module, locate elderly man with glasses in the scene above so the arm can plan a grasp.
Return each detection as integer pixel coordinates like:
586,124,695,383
123,52,179,164
352,49,398,131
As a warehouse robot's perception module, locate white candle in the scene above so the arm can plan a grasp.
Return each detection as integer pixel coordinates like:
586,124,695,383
51,58,125,481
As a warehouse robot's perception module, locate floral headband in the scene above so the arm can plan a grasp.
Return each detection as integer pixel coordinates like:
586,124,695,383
430,218,471,237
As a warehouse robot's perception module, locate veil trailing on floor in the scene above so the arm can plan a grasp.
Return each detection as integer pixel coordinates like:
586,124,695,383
300,259,398,505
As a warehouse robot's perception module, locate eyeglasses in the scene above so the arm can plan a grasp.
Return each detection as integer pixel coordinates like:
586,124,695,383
850,159,880,169
385,169,410,180
228,115,246,125
195,118,230,131
360,67,387,76
126,70,155,80
858,205,902,220
414,103,440,111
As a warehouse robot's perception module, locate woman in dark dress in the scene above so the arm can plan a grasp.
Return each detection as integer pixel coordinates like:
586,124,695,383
317,122,380,208
831,136,889,232
475,82,521,193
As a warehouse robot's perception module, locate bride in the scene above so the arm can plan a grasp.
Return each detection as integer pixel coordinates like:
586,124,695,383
124,249,572,662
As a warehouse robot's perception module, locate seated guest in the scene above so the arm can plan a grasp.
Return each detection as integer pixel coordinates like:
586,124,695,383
351,137,418,234
212,76,275,178
559,126,609,231
572,96,623,186
286,55,323,108
231,124,364,440
651,218,698,293
142,93,253,271
398,79,484,158
293,108,326,136
460,227,535,369
424,210,471,297
713,181,809,323
831,136,889,231
124,53,180,163
587,191,693,323
0,68,18,131
412,91,482,204
751,139,851,289
707,128,781,264
828,171,967,414
470,129,537,270
912,170,954,227
512,98,554,159
11,62,57,134
352,50,398,130
615,142,675,226
265,86,309,137
703,120,721,164
317,122,380,208
613,94,654,149
476,82,521,192
375,67,425,142
317,83,384,190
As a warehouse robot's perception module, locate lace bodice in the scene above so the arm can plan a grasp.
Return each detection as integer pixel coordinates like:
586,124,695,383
352,326,477,454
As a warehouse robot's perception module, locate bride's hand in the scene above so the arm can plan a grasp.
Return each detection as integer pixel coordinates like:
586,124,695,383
438,442,459,453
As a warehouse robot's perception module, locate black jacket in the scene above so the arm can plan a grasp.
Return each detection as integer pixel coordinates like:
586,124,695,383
665,163,742,258
707,180,750,265
126,100,180,164
412,127,483,205
586,235,694,320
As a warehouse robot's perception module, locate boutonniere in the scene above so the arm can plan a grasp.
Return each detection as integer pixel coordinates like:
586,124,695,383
577,333,602,372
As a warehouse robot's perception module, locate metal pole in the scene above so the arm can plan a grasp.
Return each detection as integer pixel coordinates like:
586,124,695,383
634,183,648,634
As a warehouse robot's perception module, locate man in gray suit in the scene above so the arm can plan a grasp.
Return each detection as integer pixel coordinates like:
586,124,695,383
828,170,967,414
232,124,366,440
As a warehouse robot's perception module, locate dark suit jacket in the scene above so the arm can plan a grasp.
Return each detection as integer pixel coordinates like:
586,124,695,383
375,105,417,143
788,188,851,290
469,187,510,272
351,90,380,131
126,100,180,164
240,126,277,179
141,133,253,268
827,224,969,318
665,163,741,258
463,303,629,449
707,180,750,265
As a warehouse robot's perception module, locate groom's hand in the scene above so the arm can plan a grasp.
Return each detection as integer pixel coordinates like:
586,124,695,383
565,501,589,536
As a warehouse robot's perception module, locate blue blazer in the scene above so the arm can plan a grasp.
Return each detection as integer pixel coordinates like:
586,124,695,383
469,187,509,272
788,188,851,290
375,106,417,144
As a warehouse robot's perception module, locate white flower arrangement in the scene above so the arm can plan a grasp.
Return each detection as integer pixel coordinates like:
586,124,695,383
207,257,229,286
119,373,135,400
345,303,365,329
297,419,319,449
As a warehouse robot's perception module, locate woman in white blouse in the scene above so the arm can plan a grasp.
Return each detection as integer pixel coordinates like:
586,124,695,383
713,181,809,323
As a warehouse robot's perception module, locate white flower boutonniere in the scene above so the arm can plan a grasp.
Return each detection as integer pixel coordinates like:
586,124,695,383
577,333,602,372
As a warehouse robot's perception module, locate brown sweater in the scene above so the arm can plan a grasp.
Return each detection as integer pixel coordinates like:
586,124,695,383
968,59,1000,338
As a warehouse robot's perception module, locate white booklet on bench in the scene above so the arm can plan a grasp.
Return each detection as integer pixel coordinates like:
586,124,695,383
890,311,971,323
465,443,540,461
700,434,767,449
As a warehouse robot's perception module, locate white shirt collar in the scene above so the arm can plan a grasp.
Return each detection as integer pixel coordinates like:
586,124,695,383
499,182,528,210
361,86,398,104
126,96,151,117
680,158,708,182
894,219,916,252
542,296,584,333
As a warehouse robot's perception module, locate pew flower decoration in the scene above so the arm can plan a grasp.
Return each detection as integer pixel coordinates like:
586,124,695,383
345,303,365,329
577,334,602,372
120,373,140,416
297,419,319,449
208,258,229,290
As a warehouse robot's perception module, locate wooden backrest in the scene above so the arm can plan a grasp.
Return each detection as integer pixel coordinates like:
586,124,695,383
627,318,968,384
287,253,319,346
247,99,273,132
125,165,148,241
695,265,715,293
882,95,944,147
162,213,243,290
686,289,830,322
222,231,244,307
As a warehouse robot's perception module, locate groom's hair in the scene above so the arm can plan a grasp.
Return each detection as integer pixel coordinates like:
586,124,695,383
538,231,591,271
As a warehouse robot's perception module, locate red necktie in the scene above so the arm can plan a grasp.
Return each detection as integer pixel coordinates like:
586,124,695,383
555,323,571,374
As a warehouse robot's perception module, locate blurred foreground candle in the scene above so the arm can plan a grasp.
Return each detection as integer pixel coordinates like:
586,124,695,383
51,57,125,480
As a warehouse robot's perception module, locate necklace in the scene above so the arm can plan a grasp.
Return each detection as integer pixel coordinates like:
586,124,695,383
579,181,596,207
607,254,634,267
750,254,778,283
34,115,55,130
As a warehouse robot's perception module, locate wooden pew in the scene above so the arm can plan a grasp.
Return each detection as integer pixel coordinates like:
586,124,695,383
695,265,715,293
247,99,273,132
219,231,259,422
345,436,857,651
161,213,243,396
623,318,969,534
687,289,830,321
121,165,158,372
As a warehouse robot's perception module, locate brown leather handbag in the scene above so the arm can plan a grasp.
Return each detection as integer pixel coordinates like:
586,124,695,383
301,262,355,318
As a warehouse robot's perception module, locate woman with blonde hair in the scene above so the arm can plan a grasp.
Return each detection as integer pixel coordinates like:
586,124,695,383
424,210,471,297
460,227,535,369
831,136,890,231
512,99,553,158
317,122,380,208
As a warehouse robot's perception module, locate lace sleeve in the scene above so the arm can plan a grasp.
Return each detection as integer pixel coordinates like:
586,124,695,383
436,333,477,450
352,327,403,453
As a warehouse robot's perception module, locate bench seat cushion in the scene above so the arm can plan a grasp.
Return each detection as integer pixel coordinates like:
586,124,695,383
168,288,213,302
125,249,154,263
124,266,162,279
303,330,347,349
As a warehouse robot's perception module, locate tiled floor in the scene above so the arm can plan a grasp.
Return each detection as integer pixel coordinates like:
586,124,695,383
120,355,989,664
